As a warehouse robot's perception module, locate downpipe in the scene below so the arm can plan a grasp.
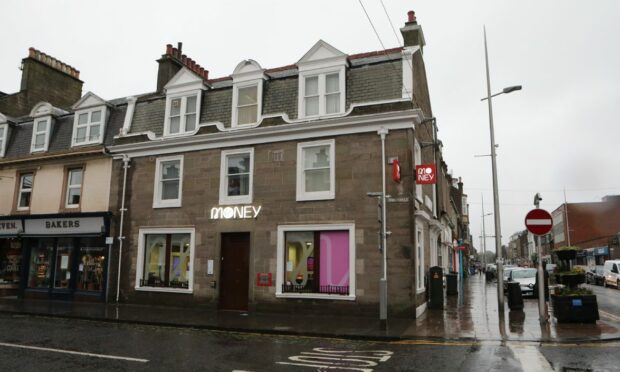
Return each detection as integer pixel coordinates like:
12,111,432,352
116,155,130,303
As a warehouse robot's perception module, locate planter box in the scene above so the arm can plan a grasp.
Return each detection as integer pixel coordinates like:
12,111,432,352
554,273,585,287
551,294,599,323
554,250,578,261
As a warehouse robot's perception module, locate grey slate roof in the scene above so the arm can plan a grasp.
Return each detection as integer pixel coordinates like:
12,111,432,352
2,105,126,160
125,54,404,140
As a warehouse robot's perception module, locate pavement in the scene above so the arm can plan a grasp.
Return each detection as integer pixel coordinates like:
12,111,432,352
0,274,618,343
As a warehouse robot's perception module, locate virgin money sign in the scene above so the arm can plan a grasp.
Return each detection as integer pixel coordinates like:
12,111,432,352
416,164,436,184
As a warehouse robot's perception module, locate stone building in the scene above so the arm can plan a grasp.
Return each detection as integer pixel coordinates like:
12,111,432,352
0,49,122,300
105,11,461,317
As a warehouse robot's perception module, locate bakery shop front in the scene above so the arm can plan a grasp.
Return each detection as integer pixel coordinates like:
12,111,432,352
0,212,111,302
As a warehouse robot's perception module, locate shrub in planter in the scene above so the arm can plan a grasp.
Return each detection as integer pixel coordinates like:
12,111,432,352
551,287,599,323
553,246,580,261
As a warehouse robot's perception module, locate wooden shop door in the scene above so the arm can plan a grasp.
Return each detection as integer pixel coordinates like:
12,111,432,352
218,233,250,311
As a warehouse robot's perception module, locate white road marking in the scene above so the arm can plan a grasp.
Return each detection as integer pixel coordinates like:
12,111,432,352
277,348,393,371
525,219,552,225
508,343,553,372
0,341,149,363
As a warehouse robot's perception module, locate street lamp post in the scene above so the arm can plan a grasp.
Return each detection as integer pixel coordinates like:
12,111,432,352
481,193,492,268
482,26,522,313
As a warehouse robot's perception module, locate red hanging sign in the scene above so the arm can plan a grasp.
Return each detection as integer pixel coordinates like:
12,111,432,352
416,164,436,184
392,159,401,183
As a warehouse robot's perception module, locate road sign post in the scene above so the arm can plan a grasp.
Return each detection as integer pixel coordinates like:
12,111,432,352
525,205,553,324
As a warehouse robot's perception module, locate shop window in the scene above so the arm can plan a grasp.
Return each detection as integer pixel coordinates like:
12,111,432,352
65,168,83,208
53,238,74,289
17,173,34,211
0,239,22,285
78,238,106,292
296,139,335,201
276,224,355,300
28,238,53,288
153,155,184,208
136,228,194,293
219,148,253,204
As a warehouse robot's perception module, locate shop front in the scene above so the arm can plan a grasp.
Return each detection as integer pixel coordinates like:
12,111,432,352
2,213,111,302
0,218,24,297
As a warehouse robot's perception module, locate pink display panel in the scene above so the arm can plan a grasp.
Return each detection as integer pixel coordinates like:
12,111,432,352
319,231,349,288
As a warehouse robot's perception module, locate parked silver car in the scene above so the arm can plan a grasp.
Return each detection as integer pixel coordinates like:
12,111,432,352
507,268,537,296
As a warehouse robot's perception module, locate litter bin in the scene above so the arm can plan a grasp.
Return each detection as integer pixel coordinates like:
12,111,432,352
429,266,444,309
446,273,458,296
485,270,495,281
507,281,523,310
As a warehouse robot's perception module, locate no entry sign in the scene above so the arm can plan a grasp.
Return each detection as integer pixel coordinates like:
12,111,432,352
525,209,553,236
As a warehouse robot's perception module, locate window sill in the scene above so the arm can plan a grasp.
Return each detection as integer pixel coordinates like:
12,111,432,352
72,140,103,147
135,286,193,294
296,194,335,202
416,287,426,295
275,293,355,301
219,196,253,206
152,202,182,209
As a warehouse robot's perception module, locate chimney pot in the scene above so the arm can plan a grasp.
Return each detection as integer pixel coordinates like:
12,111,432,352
166,44,173,55
177,42,183,53
407,10,416,23
28,47,36,58
181,54,187,64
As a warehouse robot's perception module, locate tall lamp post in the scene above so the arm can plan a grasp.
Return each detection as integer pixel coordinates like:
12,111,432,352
482,26,522,312
481,194,492,268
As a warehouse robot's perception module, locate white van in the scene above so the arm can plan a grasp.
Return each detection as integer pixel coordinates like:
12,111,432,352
603,260,620,288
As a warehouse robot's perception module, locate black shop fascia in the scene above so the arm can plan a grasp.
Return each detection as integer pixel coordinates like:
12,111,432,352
0,212,111,302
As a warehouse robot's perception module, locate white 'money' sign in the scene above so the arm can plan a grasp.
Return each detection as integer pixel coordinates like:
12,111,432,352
210,206,262,220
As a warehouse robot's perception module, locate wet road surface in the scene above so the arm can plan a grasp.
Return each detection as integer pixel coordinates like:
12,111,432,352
0,313,618,371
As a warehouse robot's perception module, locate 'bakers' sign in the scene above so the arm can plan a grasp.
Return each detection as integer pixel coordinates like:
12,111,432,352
24,217,105,236
0,220,22,236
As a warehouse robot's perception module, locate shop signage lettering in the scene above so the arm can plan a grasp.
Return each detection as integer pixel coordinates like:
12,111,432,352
210,205,262,220
0,220,22,235
46,220,80,229
24,217,105,236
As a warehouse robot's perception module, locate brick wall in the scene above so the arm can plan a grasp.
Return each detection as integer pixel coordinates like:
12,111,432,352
112,129,418,316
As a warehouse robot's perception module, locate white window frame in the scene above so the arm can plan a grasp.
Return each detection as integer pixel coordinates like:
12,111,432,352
71,107,107,146
30,116,51,153
153,155,184,208
0,123,7,157
219,148,254,205
416,226,425,292
17,173,34,211
414,140,422,201
231,82,262,127
134,227,195,294
298,66,346,119
163,90,201,137
275,223,356,301
296,139,335,201
65,168,83,208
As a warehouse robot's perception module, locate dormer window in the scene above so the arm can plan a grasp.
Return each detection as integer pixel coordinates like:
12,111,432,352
73,108,106,145
163,67,206,137
31,117,51,153
71,92,109,147
231,60,265,128
166,94,198,135
297,40,348,120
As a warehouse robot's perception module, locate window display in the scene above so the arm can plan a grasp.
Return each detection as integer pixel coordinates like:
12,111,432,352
77,238,105,292
0,239,22,285
141,233,191,289
28,238,53,288
283,230,349,295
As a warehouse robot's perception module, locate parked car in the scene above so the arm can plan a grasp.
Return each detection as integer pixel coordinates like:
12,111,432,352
586,266,604,286
545,263,557,274
507,268,538,296
603,260,620,288
502,266,518,292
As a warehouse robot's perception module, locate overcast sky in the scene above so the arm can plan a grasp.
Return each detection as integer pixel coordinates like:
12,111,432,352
2,0,619,254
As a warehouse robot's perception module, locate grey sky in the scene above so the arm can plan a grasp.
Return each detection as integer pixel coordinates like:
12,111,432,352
2,0,619,253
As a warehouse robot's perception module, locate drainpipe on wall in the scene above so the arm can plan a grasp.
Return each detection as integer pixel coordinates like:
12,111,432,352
116,154,131,303
378,127,389,322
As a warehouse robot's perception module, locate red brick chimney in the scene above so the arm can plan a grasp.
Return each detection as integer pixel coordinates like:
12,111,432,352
156,42,209,92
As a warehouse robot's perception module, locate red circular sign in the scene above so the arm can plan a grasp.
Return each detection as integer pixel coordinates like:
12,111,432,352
524,209,553,235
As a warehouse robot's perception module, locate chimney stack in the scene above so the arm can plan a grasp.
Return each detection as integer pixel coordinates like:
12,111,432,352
400,10,426,51
156,42,209,92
